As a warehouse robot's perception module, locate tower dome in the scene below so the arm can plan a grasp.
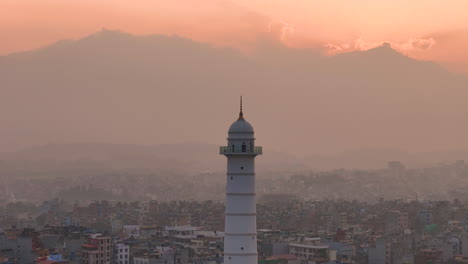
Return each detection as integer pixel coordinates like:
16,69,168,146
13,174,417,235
228,118,254,134
227,96,254,137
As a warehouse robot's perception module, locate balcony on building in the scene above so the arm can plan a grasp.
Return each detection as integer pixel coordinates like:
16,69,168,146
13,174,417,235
219,146,262,155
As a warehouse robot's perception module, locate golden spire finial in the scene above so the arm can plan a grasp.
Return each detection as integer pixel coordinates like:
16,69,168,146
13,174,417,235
239,96,244,119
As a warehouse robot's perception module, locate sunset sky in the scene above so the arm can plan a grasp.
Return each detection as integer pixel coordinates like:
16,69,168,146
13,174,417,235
2,0,468,73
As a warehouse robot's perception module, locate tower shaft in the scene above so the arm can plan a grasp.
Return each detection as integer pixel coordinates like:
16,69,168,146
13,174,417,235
224,155,257,264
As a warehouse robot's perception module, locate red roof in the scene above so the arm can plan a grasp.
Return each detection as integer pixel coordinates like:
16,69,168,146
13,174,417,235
36,257,47,263
36,260,68,264
82,244,98,250
267,254,297,260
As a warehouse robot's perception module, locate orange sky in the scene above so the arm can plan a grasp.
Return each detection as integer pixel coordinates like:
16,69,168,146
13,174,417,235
2,0,468,72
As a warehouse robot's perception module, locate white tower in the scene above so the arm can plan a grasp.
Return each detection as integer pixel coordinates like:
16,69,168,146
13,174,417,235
220,97,262,264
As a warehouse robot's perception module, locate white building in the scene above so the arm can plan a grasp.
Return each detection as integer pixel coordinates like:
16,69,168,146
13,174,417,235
115,243,130,264
289,237,333,263
166,226,197,238
220,98,262,264
123,225,140,239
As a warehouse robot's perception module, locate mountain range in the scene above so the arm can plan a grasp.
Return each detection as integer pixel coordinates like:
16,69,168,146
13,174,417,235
1,30,467,168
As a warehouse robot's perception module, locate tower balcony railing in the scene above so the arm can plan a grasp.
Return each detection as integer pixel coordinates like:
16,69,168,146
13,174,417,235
219,146,262,155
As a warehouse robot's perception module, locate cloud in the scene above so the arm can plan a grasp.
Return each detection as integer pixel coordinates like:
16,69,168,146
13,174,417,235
393,38,436,51
267,19,295,42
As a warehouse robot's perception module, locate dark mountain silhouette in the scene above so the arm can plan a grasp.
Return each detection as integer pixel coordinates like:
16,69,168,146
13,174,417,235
1,30,467,168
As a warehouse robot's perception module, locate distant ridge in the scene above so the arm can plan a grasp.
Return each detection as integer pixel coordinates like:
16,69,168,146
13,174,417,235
0,142,306,173
1,143,467,170
0,30,467,165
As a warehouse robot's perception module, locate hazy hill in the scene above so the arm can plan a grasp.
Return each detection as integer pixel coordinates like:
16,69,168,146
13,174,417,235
0,143,306,176
1,30,468,168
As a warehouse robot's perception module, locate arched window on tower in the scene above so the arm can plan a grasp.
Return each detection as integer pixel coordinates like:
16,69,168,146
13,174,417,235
242,142,246,152
231,144,235,152
250,142,253,152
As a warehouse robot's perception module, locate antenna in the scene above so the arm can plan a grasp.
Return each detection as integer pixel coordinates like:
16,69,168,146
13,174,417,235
239,96,244,119
240,96,243,112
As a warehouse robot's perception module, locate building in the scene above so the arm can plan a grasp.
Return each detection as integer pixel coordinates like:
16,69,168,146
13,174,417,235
454,255,468,264
36,253,69,264
166,226,197,244
368,238,390,264
265,254,297,264
329,242,356,263
220,98,262,264
415,249,442,264
385,211,408,234
0,231,35,264
133,253,169,264
418,210,433,226
80,235,112,264
289,236,333,264
122,225,140,239
114,243,130,264
133,248,174,264
442,237,461,262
